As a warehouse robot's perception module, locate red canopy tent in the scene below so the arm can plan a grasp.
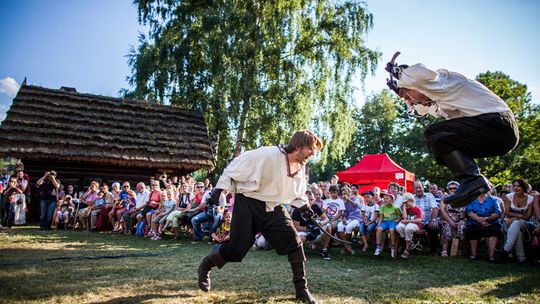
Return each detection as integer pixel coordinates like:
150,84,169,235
336,153,416,193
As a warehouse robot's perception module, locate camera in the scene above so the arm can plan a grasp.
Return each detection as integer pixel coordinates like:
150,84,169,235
305,224,321,241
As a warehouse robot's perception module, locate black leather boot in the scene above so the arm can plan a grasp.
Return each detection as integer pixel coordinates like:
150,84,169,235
289,247,318,304
442,151,491,208
197,245,226,292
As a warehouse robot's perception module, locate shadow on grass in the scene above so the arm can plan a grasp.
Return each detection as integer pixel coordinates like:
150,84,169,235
88,292,194,304
2,227,540,303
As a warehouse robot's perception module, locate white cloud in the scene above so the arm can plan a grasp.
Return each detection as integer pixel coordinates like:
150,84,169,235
0,77,20,97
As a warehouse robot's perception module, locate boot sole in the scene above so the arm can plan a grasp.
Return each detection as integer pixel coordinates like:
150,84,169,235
445,184,490,208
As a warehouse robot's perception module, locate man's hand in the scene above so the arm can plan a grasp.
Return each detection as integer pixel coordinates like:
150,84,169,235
210,188,223,206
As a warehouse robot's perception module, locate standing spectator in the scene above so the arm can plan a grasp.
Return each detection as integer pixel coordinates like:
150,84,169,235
413,181,440,255
374,192,401,257
360,191,379,252
36,171,60,230
466,192,502,262
429,183,442,206
0,167,10,190
439,182,467,257
502,179,535,263
330,175,339,186
2,177,23,228
14,171,29,225
396,193,423,259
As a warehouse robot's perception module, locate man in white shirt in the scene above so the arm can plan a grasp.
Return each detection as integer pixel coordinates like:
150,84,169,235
197,130,323,304
385,53,519,207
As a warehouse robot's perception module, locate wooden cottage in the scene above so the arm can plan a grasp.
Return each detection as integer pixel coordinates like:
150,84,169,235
0,84,215,191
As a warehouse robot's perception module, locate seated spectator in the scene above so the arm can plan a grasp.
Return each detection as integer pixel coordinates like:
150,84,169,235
191,185,225,243
337,187,362,255
321,185,346,260
374,192,401,257
54,195,75,229
291,194,330,251
360,191,379,252
162,182,194,238
65,184,79,199
466,192,502,262
150,189,177,240
78,181,100,230
90,184,112,230
123,182,149,233
532,194,540,237
211,211,232,244
396,193,423,259
120,190,136,233
111,182,131,232
311,188,324,210
372,187,384,205
439,181,467,257
502,179,535,263
388,182,403,208
413,181,440,255
95,183,117,231
137,181,163,228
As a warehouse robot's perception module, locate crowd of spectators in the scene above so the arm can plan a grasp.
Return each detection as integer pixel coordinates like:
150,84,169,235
1,169,539,264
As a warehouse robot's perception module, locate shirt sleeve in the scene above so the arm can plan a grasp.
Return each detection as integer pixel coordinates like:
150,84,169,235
429,194,438,209
492,197,502,215
339,199,346,211
215,151,259,192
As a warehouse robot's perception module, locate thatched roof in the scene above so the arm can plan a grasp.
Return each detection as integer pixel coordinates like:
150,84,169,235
0,84,215,171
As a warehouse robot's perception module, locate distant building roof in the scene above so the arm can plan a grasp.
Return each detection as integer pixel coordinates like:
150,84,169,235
0,84,215,171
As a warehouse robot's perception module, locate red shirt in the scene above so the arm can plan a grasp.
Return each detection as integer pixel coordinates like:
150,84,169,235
405,206,423,229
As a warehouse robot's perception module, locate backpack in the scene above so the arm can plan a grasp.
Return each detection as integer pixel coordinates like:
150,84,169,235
135,221,147,237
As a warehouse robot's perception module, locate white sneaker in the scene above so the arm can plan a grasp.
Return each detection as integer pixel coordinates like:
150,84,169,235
391,249,396,258
374,248,381,256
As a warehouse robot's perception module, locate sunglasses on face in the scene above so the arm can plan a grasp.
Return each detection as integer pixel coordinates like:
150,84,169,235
197,186,204,189
448,187,457,191
123,186,130,188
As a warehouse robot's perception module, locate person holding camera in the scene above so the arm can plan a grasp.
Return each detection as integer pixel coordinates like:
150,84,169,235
196,130,323,304
36,171,60,230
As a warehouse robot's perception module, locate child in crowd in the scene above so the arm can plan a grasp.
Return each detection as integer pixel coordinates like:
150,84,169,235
321,185,346,260
55,195,75,229
151,190,177,240
211,211,232,244
360,191,379,252
118,190,136,234
375,192,402,257
337,187,362,255
396,193,423,259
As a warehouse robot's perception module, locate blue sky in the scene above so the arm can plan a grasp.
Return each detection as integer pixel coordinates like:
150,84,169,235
1,0,539,122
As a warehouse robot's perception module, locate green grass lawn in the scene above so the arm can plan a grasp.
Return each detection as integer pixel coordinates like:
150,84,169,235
1,226,539,304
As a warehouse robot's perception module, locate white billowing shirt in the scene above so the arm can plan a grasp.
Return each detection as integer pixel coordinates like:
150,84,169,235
397,63,512,119
215,145,308,212
135,189,150,209
322,198,346,220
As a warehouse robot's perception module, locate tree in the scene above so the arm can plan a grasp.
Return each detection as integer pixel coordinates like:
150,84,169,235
476,71,540,189
127,0,380,175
